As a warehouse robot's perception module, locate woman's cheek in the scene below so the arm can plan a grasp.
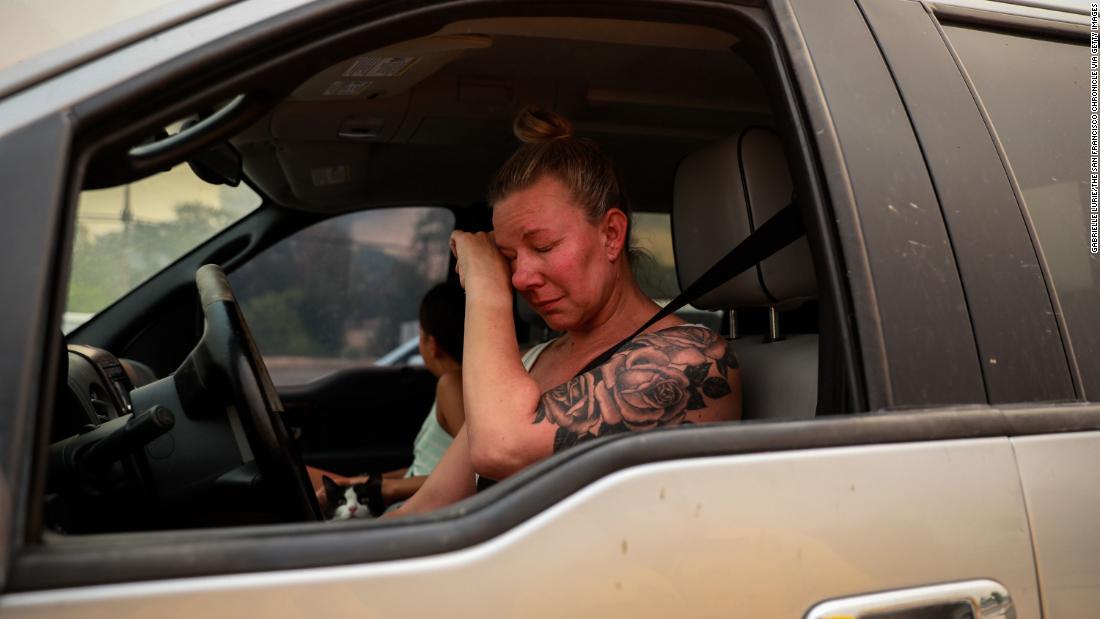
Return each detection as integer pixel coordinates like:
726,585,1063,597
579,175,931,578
551,245,595,295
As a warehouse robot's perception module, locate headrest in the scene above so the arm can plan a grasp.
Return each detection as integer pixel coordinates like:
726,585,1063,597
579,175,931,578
672,127,815,310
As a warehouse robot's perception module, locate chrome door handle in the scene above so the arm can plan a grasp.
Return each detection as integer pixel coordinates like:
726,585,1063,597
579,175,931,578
805,579,1015,618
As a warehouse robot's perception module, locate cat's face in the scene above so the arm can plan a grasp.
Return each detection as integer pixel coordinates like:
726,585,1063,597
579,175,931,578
322,476,371,521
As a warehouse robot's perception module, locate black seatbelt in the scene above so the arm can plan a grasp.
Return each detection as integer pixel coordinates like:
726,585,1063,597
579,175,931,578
575,201,805,377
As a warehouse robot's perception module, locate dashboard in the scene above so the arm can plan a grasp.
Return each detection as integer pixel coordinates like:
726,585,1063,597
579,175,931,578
53,345,155,443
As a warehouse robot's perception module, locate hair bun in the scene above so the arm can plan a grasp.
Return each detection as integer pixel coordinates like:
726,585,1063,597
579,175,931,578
513,106,573,143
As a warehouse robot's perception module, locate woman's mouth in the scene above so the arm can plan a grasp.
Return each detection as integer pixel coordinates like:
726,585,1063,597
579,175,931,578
532,297,563,311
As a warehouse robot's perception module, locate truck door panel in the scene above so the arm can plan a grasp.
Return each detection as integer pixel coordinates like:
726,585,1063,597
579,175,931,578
0,437,1040,618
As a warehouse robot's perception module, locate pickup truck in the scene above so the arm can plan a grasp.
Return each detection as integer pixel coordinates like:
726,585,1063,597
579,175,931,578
0,0,1095,617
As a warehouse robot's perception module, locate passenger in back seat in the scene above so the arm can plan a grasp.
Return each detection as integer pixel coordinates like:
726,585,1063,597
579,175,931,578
309,282,467,515
386,107,741,517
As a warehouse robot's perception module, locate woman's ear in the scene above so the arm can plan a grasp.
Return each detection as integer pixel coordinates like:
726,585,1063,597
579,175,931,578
602,208,629,262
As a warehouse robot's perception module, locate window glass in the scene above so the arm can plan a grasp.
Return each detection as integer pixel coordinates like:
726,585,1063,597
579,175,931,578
632,211,722,331
230,207,455,386
66,165,261,332
632,212,679,299
943,26,1099,399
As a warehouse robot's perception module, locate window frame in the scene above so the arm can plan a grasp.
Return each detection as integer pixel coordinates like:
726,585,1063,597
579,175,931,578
856,0,1081,404
928,6,1095,402
9,0,864,588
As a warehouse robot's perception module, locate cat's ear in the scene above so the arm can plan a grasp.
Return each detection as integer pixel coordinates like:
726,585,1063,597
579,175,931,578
322,475,341,495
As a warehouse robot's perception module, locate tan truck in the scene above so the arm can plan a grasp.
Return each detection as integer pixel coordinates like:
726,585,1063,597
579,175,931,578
0,0,1095,616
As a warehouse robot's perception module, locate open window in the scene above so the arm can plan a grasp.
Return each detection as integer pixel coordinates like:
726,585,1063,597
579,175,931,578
21,0,860,590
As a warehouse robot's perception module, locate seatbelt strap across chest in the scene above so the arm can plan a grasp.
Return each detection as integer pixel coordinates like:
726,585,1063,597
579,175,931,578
575,200,806,377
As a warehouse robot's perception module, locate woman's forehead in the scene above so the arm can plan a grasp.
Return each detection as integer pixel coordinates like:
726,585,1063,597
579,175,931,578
493,207,580,248
493,177,585,237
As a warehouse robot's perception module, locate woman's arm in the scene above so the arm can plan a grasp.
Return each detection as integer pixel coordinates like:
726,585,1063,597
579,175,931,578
388,326,740,514
464,324,742,479
451,231,741,483
450,231,550,480
382,426,477,518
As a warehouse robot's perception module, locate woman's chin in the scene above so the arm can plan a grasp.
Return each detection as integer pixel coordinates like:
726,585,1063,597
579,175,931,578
540,311,575,332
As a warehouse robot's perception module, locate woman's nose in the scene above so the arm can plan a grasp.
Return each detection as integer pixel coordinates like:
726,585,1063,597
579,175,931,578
511,255,543,291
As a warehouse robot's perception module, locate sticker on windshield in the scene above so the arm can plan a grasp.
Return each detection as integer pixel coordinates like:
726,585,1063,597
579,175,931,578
343,55,418,78
322,80,372,97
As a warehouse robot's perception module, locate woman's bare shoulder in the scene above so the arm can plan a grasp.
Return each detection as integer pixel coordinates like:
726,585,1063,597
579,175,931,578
640,324,732,362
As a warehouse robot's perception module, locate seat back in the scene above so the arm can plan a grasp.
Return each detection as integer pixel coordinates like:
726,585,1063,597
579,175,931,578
673,127,818,420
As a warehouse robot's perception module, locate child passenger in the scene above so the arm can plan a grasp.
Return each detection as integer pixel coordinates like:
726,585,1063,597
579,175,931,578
307,281,466,512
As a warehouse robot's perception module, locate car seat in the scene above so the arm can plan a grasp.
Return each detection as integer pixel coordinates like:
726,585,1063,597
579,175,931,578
673,127,818,420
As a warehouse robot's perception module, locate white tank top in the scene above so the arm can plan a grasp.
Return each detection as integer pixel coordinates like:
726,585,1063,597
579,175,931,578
521,339,556,372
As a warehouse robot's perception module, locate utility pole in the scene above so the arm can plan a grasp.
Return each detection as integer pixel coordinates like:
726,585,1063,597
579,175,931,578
121,183,133,286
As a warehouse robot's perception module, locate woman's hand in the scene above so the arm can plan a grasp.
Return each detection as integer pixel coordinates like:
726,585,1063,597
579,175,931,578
450,230,512,301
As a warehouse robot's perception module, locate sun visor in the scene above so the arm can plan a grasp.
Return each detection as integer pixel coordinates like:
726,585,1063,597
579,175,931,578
288,35,493,102
276,141,369,207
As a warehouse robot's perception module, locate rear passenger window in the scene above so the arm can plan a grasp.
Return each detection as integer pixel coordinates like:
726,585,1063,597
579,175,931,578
632,211,722,332
943,25,1099,400
230,207,454,385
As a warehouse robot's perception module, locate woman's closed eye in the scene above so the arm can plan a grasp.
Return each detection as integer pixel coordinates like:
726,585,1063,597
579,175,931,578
532,239,561,253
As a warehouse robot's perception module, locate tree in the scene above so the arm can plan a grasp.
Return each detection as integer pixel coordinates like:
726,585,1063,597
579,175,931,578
67,201,236,315
411,207,455,281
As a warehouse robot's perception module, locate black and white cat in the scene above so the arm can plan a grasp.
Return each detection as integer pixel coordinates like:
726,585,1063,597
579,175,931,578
322,475,371,521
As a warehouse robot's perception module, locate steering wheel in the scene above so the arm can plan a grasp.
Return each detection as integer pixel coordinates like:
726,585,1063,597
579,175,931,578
189,264,321,521
47,264,319,532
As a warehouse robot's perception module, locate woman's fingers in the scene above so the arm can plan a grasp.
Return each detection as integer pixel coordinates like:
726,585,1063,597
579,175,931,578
449,230,508,293
450,231,466,288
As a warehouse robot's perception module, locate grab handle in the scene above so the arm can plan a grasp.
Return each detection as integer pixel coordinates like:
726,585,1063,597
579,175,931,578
805,579,1014,619
127,94,260,171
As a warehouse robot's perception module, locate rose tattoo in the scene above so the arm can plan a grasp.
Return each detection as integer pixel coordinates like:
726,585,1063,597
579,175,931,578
534,325,738,452
539,373,602,435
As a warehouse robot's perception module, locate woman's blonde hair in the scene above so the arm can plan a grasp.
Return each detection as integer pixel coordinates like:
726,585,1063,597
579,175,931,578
488,106,634,260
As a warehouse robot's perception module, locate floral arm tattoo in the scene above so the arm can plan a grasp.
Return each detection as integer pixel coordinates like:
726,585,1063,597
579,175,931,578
534,325,739,453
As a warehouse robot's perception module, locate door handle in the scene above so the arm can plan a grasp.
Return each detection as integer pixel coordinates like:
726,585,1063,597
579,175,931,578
805,579,1015,618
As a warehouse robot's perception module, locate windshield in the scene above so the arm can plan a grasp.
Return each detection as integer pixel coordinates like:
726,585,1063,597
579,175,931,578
65,165,261,332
